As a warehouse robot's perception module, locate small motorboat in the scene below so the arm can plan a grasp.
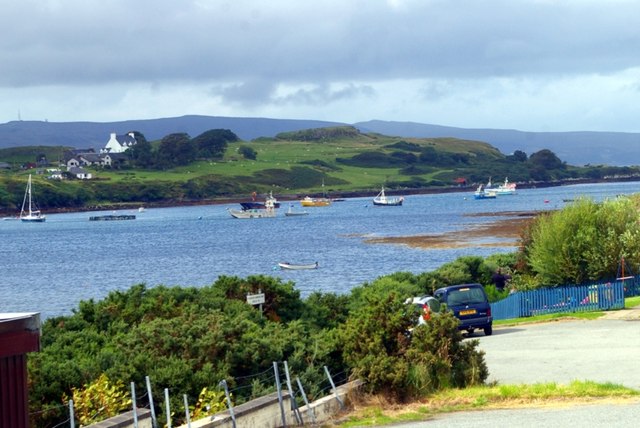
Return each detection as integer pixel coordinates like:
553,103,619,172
284,204,309,217
278,261,319,270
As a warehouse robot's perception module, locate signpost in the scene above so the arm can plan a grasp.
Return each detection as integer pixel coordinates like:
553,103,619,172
246,290,265,315
246,293,265,305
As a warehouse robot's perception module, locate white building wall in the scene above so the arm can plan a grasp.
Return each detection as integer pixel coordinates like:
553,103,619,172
103,132,125,153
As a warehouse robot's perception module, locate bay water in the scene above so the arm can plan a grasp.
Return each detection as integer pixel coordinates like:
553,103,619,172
2,181,638,319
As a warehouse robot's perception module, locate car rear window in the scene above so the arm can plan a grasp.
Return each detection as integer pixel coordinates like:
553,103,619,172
446,288,486,305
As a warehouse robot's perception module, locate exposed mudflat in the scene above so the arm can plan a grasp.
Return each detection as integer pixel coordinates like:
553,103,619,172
366,211,542,249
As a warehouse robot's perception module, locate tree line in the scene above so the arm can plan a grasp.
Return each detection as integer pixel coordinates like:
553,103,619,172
127,129,239,169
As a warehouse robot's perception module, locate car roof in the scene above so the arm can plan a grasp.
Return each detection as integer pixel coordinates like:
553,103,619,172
435,283,483,292
406,295,436,304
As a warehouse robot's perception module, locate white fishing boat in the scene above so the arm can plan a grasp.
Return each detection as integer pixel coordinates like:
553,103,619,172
278,261,319,270
372,186,404,206
20,174,46,222
228,193,277,218
474,184,497,199
493,177,517,195
228,208,276,219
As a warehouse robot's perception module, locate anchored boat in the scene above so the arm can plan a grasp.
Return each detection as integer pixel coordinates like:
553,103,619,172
20,174,46,222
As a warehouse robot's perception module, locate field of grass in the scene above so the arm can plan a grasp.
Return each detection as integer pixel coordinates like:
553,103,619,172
81,132,502,193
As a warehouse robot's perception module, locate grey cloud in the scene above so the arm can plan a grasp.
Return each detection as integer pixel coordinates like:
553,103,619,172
213,79,277,107
213,80,375,108
2,1,640,88
278,83,376,105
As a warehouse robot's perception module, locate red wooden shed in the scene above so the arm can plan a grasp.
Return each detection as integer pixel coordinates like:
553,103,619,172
0,313,41,428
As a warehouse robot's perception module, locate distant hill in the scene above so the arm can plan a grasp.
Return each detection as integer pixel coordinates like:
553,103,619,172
354,120,640,167
0,115,345,151
1,115,639,166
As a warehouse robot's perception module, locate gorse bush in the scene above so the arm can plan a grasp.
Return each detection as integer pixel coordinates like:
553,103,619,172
406,312,488,393
340,275,488,401
29,269,491,426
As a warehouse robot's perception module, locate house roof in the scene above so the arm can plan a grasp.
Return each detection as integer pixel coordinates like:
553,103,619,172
68,167,89,175
116,134,136,145
104,152,128,160
80,153,102,162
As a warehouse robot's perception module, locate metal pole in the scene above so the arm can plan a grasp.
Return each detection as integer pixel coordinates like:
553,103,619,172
324,366,344,408
145,376,158,428
296,376,316,425
219,379,236,428
283,361,302,424
69,399,75,428
164,388,172,428
183,394,191,428
273,362,288,427
131,382,139,428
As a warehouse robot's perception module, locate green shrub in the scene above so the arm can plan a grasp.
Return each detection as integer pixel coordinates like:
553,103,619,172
339,283,487,400
526,197,640,285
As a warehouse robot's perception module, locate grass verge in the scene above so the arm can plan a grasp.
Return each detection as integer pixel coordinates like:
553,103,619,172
494,295,640,327
334,381,639,427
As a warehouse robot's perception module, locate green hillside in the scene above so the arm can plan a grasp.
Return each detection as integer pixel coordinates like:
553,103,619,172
0,125,638,212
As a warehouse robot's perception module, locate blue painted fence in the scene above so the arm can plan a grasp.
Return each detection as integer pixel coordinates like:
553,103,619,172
491,280,627,321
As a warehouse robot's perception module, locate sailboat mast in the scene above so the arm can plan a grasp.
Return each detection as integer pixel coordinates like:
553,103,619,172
27,175,33,215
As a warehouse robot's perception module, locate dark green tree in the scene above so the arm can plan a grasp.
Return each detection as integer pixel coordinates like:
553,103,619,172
529,149,564,170
192,129,238,159
238,145,257,160
508,150,528,162
127,132,154,168
156,133,195,168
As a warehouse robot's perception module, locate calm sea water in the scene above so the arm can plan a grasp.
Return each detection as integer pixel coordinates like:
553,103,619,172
2,181,638,319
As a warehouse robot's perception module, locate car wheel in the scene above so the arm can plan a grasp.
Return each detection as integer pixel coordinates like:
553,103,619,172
484,325,493,336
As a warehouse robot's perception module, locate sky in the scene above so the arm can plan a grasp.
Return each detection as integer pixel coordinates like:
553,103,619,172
1,0,640,132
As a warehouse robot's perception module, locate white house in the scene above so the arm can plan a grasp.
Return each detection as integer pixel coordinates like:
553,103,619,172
101,132,137,154
68,167,92,180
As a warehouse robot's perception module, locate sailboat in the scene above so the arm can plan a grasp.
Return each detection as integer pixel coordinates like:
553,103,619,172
20,174,46,222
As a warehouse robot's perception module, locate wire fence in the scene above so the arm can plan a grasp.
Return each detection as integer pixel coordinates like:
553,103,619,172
40,362,352,428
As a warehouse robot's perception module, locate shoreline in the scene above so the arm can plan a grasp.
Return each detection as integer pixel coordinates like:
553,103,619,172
2,176,637,217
